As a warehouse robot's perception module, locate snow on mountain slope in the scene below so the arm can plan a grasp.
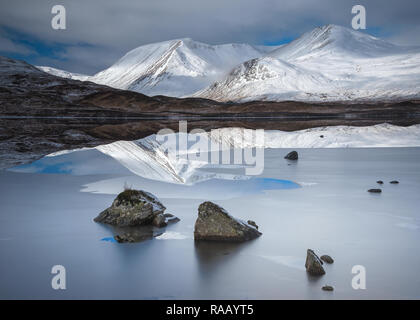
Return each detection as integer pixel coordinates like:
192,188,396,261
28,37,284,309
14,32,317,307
35,25,420,102
196,25,420,102
194,57,335,101
268,24,403,61
36,66,89,81
88,38,273,97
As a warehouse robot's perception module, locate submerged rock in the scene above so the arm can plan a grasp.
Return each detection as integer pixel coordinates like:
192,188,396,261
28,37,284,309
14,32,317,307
305,249,325,276
368,188,382,193
94,189,177,227
113,229,162,243
320,255,334,264
194,201,262,241
114,234,137,243
390,180,399,184
322,285,334,291
284,151,298,160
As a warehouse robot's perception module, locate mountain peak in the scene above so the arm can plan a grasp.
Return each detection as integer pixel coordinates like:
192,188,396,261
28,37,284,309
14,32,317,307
89,37,270,96
35,24,420,103
268,24,398,60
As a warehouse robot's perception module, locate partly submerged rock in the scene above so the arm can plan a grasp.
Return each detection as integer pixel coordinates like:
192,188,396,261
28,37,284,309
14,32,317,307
247,220,259,230
113,229,163,243
390,180,399,184
376,180,384,184
153,214,167,228
284,151,298,160
320,255,334,264
305,249,325,276
322,285,334,291
164,213,181,224
194,201,262,241
368,188,382,193
114,234,137,243
94,189,177,227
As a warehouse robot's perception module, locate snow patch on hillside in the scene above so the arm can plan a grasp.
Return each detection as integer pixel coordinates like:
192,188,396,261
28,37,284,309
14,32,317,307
36,66,89,81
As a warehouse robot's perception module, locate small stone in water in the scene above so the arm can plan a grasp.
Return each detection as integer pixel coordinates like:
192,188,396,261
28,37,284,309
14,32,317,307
320,255,334,264
322,285,334,291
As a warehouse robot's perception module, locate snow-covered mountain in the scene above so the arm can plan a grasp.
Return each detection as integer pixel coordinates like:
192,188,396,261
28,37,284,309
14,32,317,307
36,66,89,81
196,25,420,102
267,24,403,60
88,38,273,97
38,24,420,102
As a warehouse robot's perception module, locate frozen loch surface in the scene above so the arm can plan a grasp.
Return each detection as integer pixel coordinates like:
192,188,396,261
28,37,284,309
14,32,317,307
1,125,420,299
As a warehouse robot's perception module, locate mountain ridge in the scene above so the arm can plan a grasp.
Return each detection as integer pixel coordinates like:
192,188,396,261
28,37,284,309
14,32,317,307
196,24,420,102
37,24,420,102
87,38,273,97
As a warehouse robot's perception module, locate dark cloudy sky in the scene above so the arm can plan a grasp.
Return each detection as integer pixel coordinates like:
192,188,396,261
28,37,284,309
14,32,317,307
0,0,419,74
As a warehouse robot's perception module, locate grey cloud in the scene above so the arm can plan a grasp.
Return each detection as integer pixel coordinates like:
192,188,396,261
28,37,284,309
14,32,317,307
0,35,34,55
0,0,419,73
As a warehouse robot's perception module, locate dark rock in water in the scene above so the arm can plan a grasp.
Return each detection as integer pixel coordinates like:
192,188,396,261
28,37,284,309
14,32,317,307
305,249,325,276
247,220,259,230
113,229,160,243
368,189,382,193
153,214,167,228
168,217,180,224
322,285,334,291
320,135,324,138
94,189,178,227
164,213,181,224
94,189,165,226
376,180,384,184
194,201,262,241
114,234,136,243
390,180,399,184
284,151,298,160
320,255,334,264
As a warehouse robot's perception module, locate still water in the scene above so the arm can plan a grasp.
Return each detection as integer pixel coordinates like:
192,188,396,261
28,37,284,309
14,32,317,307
1,147,420,299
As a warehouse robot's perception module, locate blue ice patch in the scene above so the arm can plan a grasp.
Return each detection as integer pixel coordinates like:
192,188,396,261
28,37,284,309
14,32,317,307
10,160,73,174
255,177,300,190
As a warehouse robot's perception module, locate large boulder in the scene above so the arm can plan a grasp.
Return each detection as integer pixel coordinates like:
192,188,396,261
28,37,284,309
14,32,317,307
284,151,298,160
305,249,325,276
94,189,171,227
194,202,262,241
